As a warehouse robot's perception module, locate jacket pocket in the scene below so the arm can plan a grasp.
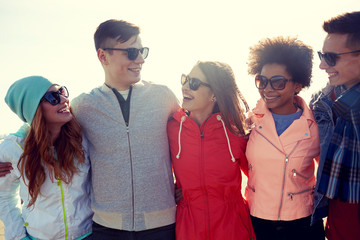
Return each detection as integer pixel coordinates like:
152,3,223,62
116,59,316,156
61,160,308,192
313,111,333,141
288,187,314,200
290,168,316,190
313,110,331,124
291,169,311,180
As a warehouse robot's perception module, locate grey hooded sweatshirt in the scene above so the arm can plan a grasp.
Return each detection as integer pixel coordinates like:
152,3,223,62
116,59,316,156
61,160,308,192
71,81,179,231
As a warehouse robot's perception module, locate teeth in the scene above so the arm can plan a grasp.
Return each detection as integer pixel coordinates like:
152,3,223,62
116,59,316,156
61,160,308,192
264,96,278,100
58,107,68,113
328,73,337,77
183,94,193,99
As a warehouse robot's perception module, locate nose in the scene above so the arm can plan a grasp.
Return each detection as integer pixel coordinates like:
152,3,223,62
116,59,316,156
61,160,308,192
319,57,329,70
134,52,145,64
60,94,69,104
263,80,274,91
182,80,191,91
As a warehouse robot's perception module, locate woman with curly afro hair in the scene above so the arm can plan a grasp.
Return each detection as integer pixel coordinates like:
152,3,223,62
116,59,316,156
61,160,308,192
244,36,325,240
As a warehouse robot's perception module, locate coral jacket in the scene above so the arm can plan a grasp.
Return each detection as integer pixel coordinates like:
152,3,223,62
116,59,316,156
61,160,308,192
245,96,320,221
168,109,255,240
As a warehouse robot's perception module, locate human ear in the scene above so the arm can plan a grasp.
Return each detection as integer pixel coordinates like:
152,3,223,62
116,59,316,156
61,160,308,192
97,49,109,65
294,83,302,94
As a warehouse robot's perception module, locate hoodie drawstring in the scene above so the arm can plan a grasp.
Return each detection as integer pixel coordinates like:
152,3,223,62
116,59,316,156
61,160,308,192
176,116,186,159
217,115,236,162
176,114,235,162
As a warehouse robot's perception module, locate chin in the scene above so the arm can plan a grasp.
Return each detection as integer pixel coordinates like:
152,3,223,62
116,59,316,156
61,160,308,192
181,102,191,110
131,78,141,85
63,115,73,124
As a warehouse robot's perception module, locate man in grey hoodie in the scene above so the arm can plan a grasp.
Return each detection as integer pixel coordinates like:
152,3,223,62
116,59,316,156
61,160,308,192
71,19,179,239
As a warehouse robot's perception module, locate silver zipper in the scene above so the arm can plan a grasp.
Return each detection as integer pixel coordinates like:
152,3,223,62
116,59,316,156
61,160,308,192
288,187,314,200
292,169,311,179
277,155,289,220
127,126,135,230
255,129,301,220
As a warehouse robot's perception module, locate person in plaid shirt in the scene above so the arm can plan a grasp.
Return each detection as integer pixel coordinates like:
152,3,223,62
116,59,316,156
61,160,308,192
310,11,360,240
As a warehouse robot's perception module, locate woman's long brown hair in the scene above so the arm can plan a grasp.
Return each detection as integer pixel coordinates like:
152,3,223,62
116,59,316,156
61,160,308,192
17,107,85,207
197,61,249,136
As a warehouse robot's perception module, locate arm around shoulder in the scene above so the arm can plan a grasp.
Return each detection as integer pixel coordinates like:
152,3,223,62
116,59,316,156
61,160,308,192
0,161,13,177
163,85,180,114
70,92,87,117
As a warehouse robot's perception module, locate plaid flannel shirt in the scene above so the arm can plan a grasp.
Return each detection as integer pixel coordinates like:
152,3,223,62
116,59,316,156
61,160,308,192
317,82,360,203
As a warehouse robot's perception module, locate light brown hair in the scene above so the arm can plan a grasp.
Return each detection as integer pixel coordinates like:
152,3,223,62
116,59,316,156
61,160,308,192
18,107,85,207
197,61,249,135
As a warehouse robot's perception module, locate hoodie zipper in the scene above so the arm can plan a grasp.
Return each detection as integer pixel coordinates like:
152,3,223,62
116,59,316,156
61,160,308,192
198,118,212,239
254,129,301,220
57,178,68,240
111,84,135,229
126,125,135,230
200,132,211,238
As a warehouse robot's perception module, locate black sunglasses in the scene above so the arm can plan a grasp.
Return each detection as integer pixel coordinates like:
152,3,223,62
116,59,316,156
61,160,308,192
181,74,211,91
41,86,69,106
103,47,149,61
255,75,290,90
318,49,360,67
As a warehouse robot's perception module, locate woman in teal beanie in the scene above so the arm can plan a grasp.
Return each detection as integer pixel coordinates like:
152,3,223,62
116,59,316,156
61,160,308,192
0,76,93,240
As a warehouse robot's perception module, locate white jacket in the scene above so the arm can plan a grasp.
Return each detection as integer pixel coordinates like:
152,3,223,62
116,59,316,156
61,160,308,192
0,131,93,240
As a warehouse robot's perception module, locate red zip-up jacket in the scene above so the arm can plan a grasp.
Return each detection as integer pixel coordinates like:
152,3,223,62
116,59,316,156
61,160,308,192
167,109,255,240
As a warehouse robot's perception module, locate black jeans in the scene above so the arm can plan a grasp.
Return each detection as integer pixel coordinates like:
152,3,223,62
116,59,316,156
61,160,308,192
250,215,325,240
92,222,175,240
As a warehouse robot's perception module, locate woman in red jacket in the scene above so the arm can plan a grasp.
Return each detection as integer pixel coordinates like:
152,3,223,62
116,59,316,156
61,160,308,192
167,61,255,240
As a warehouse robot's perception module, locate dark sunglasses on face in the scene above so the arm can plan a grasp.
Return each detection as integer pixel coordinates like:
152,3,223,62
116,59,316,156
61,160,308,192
181,74,211,91
255,75,290,90
41,86,69,106
317,49,360,67
102,47,149,61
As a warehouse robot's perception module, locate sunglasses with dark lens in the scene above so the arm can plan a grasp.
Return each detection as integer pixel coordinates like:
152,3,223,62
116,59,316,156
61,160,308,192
255,75,290,90
318,49,360,67
41,86,69,106
181,74,211,91
102,47,149,61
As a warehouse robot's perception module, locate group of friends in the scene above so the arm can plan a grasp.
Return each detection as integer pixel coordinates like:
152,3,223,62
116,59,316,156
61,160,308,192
0,10,359,240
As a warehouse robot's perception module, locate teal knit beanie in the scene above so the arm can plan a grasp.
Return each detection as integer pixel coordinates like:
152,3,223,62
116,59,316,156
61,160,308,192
5,76,53,125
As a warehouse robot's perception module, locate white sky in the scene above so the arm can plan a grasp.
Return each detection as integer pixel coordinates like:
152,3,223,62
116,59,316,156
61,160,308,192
0,0,358,134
